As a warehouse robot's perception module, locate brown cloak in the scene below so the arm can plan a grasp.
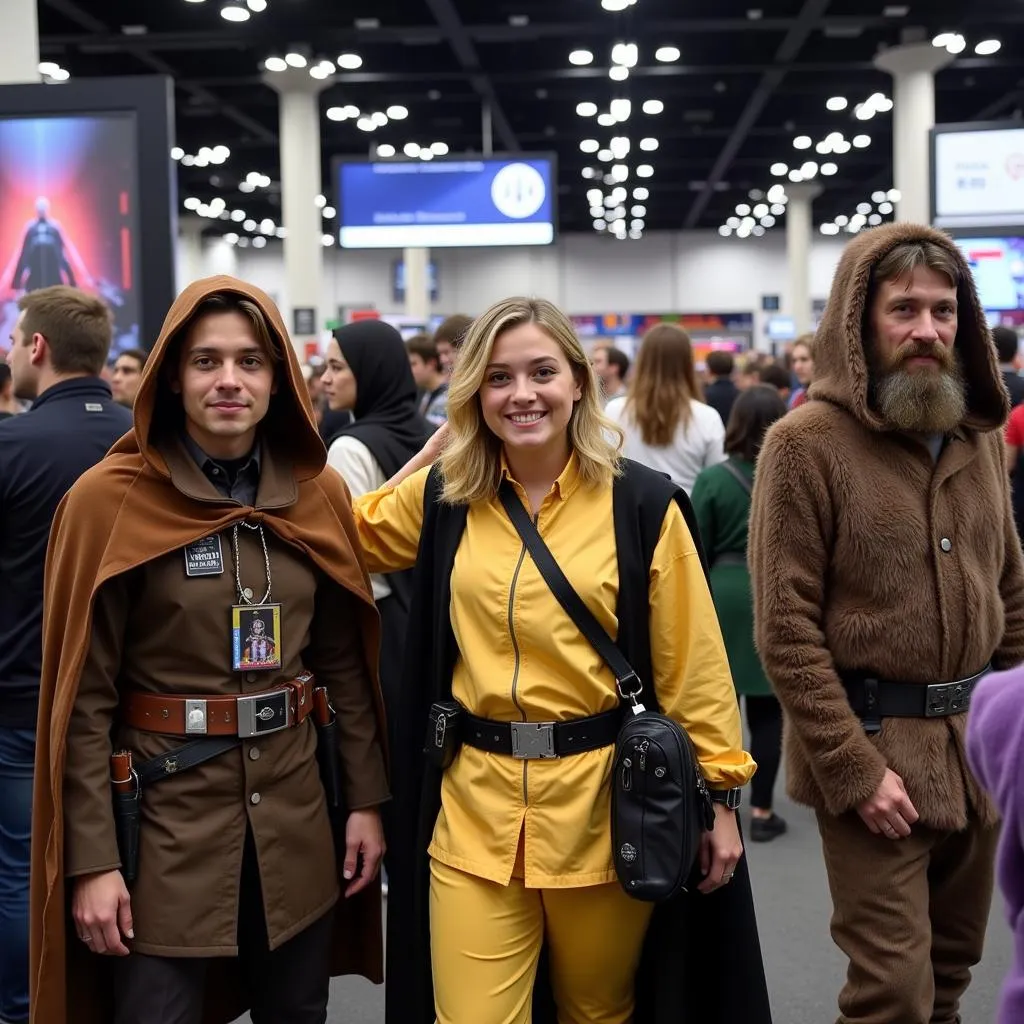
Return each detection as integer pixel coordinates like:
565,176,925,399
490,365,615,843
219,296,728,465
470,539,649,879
29,276,386,1024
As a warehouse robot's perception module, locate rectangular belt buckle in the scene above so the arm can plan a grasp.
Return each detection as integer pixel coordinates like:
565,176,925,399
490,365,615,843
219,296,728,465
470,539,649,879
237,690,292,739
185,699,208,735
925,681,972,717
510,722,557,760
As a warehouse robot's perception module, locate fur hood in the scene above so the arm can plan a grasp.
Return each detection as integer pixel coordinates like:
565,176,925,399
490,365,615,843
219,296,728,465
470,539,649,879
809,222,1008,434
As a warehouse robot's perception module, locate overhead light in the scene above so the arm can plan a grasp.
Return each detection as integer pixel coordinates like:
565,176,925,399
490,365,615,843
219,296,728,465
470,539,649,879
633,187,649,200
430,141,449,156
315,194,327,208
371,111,388,127
357,118,376,132
800,161,819,177
337,53,363,69
225,232,239,244
642,99,664,115
789,170,804,183
868,214,883,226
611,187,628,203
420,150,435,161
577,101,598,117
404,142,422,157
285,52,307,68
753,225,766,237
610,136,630,159
833,140,852,154
220,2,250,21
887,188,901,202
326,106,347,121
569,49,594,66
276,227,288,238
821,223,840,235
946,34,967,55
826,96,848,111
871,190,887,203
243,219,257,231
719,226,732,237
820,162,838,176
611,163,629,181
636,164,654,178
252,236,267,249
610,98,632,122
582,167,599,179
38,61,61,76
655,46,681,63
247,0,267,10
835,215,849,226
761,215,776,228
612,42,639,67
932,32,953,47
766,184,786,203
260,218,276,233
230,209,246,222
631,205,647,217
975,39,1001,56
854,104,874,121
726,217,741,229
171,146,184,160
377,143,396,158
587,188,604,204
853,134,871,148
602,0,636,10
183,197,201,211
343,105,360,118
594,219,607,231
753,203,769,218
770,203,786,215
878,201,894,214
387,105,409,120
631,219,645,230
609,66,629,81
322,206,337,219
640,138,659,151
770,162,788,176
310,64,334,80
238,180,254,192
856,203,872,215
793,136,812,150
735,203,751,216
590,205,605,218
597,113,617,127
580,139,600,153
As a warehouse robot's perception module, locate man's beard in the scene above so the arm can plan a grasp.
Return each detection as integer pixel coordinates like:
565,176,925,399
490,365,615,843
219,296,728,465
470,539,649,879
871,340,966,434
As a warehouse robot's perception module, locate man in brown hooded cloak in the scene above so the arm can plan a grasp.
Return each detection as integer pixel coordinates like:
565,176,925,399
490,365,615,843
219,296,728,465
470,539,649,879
750,223,1024,1024
29,276,389,1024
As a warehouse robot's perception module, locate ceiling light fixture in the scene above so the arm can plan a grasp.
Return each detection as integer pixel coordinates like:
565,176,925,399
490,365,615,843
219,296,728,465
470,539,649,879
609,66,629,81
636,164,654,178
945,34,967,55
356,117,375,132
372,111,388,127
642,99,664,115
793,136,812,150
337,53,363,69
598,113,617,127
431,142,449,155
611,42,639,67
633,187,649,200
770,162,788,176
404,142,421,158
326,107,347,121
387,105,409,120
252,236,268,248
610,98,632,122
655,46,681,63
246,0,267,11
975,39,1001,56
376,144,396,158
285,52,307,68
601,0,637,11
569,49,594,66
580,139,600,153
220,1,250,21
171,146,184,160
826,96,848,111
577,101,598,117
820,162,838,176
610,137,630,159
852,134,871,148
640,137,658,151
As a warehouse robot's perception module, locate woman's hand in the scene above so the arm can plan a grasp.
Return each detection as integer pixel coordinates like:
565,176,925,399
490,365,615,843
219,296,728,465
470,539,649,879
697,804,743,894
385,423,450,489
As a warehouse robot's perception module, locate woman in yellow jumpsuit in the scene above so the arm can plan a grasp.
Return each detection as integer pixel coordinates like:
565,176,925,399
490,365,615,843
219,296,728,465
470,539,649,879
351,297,757,1024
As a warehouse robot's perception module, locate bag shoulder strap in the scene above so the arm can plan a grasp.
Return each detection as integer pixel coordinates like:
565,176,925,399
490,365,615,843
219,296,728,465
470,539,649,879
497,480,642,704
718,459,753,497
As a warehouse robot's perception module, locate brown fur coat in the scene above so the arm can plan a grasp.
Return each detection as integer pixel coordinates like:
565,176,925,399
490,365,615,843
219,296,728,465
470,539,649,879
749,223,1024,830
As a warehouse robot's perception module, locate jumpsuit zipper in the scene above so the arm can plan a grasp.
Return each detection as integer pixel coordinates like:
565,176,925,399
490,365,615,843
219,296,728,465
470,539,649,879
508,537,530,804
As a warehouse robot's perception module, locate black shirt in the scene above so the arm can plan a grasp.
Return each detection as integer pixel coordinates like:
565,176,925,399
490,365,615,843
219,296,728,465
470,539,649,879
183,433,262,507
704,378,740,427
1003,369,1024,410
0,378,132,726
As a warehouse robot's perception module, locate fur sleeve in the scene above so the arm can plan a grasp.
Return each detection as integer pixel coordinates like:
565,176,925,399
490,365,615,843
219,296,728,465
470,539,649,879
749,420,888,814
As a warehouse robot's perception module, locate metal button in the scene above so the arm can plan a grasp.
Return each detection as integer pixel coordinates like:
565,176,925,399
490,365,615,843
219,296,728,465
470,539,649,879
940,538,952,552
243,587,254,601
248,747,261,761
250,792,261,805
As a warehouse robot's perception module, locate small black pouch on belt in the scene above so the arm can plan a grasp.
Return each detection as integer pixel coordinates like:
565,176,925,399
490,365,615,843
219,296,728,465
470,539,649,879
424,701,463,770
313,687,346,831
110,750,141,884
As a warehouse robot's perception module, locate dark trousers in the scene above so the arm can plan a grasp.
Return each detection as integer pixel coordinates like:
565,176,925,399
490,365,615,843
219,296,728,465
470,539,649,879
744,696,782,811
113,829,333,1024
0,726,34,1024
817,809,997,1024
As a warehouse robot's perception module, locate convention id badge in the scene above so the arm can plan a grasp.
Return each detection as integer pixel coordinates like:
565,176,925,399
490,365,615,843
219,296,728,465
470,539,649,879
231,604,283,672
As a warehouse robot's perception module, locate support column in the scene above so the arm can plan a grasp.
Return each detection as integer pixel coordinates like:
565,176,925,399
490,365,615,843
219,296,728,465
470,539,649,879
0,0,39,84
264,69,328,352
874,42,954,226
176,216,206,293
404,247,430,322
786,183,821,336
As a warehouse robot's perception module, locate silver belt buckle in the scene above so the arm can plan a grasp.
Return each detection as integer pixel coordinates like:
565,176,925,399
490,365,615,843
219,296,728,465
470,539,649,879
925,678,975,717
237,690,292,738
510,721,557,759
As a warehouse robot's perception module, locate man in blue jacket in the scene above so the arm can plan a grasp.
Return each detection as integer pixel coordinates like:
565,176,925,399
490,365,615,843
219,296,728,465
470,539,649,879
0,286,130,1024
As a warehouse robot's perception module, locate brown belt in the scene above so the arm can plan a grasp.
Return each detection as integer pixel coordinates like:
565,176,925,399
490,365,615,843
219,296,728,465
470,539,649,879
122,674,315,739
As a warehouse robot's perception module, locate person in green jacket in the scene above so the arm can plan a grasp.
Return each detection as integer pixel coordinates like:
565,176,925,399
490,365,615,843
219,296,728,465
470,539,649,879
692,384,789,842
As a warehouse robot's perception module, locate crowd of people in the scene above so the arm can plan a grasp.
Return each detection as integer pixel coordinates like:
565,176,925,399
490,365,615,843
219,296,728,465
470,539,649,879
1,222,1024,1024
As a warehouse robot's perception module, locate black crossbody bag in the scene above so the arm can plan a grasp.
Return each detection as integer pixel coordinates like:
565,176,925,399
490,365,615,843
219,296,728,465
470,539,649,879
498,481,715,902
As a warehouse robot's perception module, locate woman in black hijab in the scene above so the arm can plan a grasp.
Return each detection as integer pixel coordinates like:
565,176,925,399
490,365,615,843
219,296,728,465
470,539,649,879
323,320,432,735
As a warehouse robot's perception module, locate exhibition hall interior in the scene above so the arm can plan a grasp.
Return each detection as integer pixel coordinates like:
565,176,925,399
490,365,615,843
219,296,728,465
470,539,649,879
1,2,1024,1024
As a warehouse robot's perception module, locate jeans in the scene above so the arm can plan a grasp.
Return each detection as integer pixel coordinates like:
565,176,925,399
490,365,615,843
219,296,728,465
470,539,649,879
0,727,35,1024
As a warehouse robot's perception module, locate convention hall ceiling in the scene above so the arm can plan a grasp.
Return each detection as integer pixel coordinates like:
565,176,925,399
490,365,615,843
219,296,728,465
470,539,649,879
36,0,1024,244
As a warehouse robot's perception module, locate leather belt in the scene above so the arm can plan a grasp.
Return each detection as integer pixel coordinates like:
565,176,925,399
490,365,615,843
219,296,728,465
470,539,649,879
463,709,621,760
123,674,314,739
841,665,988,735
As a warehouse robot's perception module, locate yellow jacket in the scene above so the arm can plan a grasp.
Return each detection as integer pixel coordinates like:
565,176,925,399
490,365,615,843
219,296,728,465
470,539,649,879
354,456,755,887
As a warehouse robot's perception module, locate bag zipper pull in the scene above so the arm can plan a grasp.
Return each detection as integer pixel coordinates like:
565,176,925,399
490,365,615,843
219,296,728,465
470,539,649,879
621,756,632,792
637,739,649,773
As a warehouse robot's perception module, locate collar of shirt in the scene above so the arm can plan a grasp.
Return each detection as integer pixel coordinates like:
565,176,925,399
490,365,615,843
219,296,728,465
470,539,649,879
499,450,582,505
182,432,261,492
29,376,113,411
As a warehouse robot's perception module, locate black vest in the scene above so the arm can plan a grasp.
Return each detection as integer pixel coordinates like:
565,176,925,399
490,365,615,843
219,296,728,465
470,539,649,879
384,459,772,1024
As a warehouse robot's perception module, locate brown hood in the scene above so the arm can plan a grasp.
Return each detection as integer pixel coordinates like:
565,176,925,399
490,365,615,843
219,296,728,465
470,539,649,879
114,275,325,479
809,222,1008,434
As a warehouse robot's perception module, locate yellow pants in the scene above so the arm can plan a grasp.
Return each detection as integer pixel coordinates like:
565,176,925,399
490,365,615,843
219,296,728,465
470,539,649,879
429,858,654,1024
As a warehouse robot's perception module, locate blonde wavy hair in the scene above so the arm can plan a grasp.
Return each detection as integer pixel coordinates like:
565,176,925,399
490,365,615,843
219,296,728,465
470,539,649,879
440,297,622,504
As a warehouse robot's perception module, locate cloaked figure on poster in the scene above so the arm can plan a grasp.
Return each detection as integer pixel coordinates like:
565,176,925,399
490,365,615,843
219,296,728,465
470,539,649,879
9,197,93,292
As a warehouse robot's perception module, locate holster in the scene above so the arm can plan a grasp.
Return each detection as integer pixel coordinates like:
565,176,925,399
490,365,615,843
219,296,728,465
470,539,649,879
110,751,141,884
313,687,346,832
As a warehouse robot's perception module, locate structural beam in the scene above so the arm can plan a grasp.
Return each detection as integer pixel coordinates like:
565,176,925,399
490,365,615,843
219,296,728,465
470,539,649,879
683,0,832,229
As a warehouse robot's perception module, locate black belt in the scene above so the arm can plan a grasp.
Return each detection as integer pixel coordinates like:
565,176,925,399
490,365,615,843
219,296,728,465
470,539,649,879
842,665,989,735
463,709,621,760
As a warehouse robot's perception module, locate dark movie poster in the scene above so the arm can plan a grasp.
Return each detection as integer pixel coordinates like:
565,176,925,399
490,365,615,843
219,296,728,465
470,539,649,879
0,113,141,357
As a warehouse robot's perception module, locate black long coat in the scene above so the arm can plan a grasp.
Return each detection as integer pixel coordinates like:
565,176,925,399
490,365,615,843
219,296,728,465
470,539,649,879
385,460,773,1024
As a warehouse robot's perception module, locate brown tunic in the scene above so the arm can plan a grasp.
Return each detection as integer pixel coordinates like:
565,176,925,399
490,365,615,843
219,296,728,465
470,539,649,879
62,438,388,956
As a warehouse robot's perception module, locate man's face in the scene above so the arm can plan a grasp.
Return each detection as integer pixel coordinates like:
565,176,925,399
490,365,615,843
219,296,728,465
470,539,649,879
7,311,40,401
591,348,616,391
436,339,455,378
408,353,431,389
867,265,964,432
170,311,278,458
111,354,144,406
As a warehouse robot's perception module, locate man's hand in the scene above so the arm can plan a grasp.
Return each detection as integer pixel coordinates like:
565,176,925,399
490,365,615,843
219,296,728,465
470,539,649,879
856,768,919,839
697,805,743,894
343,808,386,898
71,870,133,956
